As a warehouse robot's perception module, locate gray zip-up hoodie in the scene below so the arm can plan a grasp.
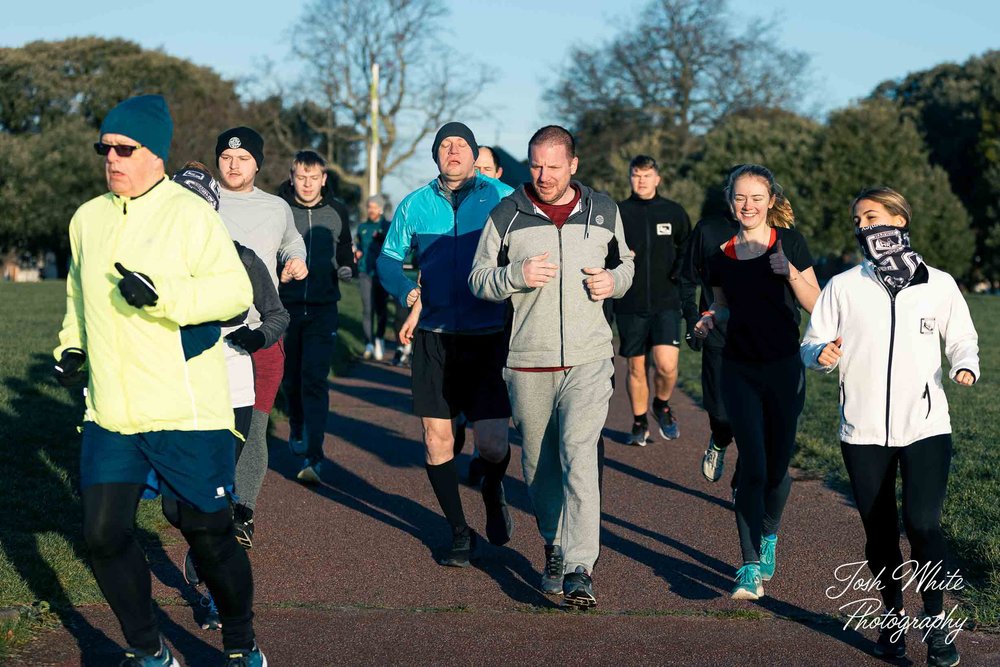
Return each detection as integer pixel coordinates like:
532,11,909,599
469,182,634,368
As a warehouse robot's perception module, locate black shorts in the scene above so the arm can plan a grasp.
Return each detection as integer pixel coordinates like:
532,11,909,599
617,309,682,357
411,330,512,421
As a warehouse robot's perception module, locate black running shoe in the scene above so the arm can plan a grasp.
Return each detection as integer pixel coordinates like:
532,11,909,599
925,625,960,667
438,528,481,567
874,624,906,659
541,544,564,595
562,566,596,609
233,504,254,550
482,480,514,546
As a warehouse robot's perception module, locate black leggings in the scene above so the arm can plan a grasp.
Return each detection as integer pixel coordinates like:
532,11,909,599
840,434,952,616
722,353,805,563
83,483,255,652
701,343,734,447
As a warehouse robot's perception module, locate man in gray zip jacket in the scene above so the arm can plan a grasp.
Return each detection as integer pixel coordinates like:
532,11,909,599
469,125,634,609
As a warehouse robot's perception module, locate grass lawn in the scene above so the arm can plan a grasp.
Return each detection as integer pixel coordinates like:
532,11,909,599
676,293,1000,627
0,280,996,660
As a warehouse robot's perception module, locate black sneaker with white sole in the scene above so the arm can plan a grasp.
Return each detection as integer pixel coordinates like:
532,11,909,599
562,566,596,609
628,421,649,446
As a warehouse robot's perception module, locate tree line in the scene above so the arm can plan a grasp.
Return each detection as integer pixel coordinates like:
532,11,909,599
1,0,997,282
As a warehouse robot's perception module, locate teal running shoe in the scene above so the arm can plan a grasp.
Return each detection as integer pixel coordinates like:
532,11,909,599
120,636,179,666
731,562,763,600
760,534,778,581
224,642,268,667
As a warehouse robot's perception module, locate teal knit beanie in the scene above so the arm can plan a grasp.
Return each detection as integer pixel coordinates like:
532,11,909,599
99,95,173,161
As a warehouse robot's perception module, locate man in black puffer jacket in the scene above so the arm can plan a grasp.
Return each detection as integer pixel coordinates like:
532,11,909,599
277,150,356,483
614,155,691,447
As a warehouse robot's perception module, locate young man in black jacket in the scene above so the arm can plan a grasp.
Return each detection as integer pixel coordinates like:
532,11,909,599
277,150,356,483
614,155,691,445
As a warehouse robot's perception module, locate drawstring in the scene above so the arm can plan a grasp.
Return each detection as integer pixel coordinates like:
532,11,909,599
584,199,594,238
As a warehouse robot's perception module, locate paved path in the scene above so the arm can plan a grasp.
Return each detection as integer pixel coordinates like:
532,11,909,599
17,357,1000,666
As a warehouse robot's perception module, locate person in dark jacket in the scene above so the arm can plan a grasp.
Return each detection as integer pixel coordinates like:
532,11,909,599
277,150,356,483
679,182,740,487
614,155,691,445
356,195,391,360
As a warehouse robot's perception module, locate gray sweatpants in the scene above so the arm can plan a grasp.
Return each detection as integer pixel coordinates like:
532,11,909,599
503,358,614,574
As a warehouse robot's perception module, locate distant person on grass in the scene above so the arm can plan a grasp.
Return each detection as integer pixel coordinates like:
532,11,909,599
53,95,265,666
469,125,634,609
378,122,516,567
801,186,979,667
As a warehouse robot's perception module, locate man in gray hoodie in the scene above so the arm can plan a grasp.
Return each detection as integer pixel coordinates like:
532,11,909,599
469,125,634,609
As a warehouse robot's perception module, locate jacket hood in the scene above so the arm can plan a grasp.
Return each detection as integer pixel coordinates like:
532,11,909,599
276,179,340,209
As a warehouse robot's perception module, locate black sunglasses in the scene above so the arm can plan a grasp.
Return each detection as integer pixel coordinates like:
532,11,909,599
94,142,144,157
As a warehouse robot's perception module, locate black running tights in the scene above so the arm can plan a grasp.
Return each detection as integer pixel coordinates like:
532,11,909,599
82,483,255,652
721,353,805,563
840,434,952,615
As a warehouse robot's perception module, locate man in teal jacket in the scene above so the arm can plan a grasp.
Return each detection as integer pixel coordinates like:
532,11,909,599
377,122,515,568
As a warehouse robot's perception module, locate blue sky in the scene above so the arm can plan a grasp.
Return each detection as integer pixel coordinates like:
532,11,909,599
3,0,999,200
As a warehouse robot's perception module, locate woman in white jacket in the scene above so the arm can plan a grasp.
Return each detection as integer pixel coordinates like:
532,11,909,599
801,187,978,667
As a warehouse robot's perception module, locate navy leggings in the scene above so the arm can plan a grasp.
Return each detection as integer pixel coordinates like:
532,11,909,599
721,353,805,563
840,434,952,615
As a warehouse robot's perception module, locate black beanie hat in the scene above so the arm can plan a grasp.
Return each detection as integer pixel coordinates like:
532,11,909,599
216,127,264,168
431,122,479,163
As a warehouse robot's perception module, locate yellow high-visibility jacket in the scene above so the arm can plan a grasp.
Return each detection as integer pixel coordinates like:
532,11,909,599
55,178,252,435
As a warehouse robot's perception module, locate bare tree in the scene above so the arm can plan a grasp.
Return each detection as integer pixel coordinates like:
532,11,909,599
546,0,810,186
268,0,494,202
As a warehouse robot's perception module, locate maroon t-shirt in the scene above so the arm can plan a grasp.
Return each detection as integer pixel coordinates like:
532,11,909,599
525,184,581,228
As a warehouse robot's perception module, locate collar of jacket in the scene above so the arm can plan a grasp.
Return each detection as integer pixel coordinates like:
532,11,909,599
110,176,168,210
430,173,486,201
627,192,662,206
510,180,595,216
860,259,930,287
276,179,337,209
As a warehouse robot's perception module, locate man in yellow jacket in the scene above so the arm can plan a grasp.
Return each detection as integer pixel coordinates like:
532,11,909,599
53,95,266,667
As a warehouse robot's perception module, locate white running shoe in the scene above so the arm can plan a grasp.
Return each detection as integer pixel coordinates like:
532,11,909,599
374,338,384,361
363,343,374,360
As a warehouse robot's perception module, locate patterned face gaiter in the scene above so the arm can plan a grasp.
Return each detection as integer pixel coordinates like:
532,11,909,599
855,224,923,290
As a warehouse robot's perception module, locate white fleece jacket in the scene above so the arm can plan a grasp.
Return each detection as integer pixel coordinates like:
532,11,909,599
801,262,979,447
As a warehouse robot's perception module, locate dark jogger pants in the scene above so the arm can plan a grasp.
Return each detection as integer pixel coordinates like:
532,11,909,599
282,304,339,460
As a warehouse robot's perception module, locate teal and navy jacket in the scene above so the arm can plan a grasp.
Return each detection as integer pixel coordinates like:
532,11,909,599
377,174,513,333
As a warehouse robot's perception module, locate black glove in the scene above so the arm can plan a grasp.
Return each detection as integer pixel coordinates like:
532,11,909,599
225,327,266,354
54,347,87,388
114,262,158,308
685,318,704,352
